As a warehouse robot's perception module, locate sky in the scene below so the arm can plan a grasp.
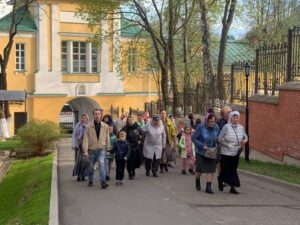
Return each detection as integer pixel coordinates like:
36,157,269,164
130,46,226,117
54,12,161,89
0,1,248,39
0,1,11,18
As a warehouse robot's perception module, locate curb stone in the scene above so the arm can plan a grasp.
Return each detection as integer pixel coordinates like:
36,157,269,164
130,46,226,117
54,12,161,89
49,146,59,225
239,169,300,192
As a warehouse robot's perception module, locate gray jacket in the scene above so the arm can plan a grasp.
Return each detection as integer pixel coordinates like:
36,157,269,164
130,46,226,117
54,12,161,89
143,122,166,160
218,124,248,156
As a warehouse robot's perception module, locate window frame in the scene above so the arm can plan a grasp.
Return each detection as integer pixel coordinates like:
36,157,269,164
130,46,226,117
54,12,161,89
16,43,25,71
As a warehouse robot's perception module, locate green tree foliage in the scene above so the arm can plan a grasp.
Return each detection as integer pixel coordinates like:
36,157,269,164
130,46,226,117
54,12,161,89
244,0,300,45
17,120,61,155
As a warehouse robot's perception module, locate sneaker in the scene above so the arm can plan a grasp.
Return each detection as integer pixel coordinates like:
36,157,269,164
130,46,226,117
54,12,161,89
88,181,93,187
101,182,109,189
182,170,187,175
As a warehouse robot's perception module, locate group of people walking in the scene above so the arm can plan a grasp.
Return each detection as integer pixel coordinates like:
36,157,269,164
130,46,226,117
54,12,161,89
72,106,247,195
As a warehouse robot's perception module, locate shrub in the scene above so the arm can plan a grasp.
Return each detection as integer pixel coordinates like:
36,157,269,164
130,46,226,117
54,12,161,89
17,120,61,155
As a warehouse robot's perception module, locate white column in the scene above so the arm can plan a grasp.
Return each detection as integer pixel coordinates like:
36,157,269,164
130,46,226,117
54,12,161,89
51,4,60,71
67,42,73,73
101,21,109,74
38,4,48,72
87,42,92,73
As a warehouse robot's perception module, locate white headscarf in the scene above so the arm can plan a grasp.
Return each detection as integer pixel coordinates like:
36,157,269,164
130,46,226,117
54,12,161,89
228,111,240,125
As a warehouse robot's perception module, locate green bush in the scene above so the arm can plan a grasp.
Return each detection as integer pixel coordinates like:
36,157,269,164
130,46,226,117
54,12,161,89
17,120,61,155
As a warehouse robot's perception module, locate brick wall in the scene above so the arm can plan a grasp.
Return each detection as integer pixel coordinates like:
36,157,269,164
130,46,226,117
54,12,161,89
237,82,300,161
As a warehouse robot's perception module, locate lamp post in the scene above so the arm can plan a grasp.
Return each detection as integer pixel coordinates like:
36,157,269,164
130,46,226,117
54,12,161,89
244,62,250,163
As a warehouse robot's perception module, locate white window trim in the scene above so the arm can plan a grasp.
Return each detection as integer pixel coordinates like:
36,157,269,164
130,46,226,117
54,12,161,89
16,43,25,71
61,41,99,74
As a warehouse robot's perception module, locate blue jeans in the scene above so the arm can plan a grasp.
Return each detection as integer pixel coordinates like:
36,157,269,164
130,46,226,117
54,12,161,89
88,149,106,183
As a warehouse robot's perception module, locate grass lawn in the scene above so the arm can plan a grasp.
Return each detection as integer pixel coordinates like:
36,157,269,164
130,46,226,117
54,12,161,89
0,138,23,150
239,157,300,185
0,154,53,225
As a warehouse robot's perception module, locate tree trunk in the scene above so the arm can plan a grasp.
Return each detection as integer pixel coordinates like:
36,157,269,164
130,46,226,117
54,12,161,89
168,0,180,116
183,0,192,115
217,0,236,101
199,0,215,108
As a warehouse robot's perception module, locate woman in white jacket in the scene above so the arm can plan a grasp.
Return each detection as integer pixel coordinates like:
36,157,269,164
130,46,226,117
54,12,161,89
143,115,166,177
218,111,248,194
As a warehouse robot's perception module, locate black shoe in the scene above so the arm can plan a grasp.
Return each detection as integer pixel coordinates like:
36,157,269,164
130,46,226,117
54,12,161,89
195,178,201,191
106,175,110,181
230,187,239,194
164,164,169,172
81,176,86,181
88,181,93,187
129,176,134,180
188,169,195,175
101,182,109,189
218,177,224,192
77,176,82,182
167,163,173,168
145,171,150,176
182,170,187,175
152,172,159,177
206,182,214,194
132,170,136,178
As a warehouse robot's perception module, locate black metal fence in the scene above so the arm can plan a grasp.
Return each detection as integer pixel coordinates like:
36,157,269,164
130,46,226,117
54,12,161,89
288,26,300,81
110,105,119,120
229,26,300,104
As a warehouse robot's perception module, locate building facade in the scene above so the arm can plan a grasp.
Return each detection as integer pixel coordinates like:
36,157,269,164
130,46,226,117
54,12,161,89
0,1,158,135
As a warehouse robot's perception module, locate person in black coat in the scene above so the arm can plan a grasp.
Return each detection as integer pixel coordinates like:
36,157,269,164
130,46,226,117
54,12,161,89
121,116,144,179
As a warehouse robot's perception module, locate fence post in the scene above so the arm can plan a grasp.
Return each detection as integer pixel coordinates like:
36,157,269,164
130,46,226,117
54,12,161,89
255,49,259,94
110,105,113,116
129,107,132,116
286,28,293,82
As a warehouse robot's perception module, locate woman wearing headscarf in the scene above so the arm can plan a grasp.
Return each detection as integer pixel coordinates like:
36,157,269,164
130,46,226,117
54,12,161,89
143,115,166,177
192,112,220,194
72,113,89,181
121,116,144,179
218,111,248,194
102,114,118,135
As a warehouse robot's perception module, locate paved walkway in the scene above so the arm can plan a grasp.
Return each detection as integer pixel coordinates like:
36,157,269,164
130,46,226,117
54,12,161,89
57,139,300,225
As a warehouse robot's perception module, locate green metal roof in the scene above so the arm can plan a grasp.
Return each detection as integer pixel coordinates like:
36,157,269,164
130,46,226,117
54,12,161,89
0,6,37,32
120,18,149,38
211,39,255,68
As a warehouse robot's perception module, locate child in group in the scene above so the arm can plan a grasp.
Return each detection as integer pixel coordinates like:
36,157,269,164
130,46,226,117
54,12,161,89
178,127,195,175
106,125,117,181
110,131,131,186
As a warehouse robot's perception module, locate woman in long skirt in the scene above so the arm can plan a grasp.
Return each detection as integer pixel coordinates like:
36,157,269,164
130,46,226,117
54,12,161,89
218,111,248,194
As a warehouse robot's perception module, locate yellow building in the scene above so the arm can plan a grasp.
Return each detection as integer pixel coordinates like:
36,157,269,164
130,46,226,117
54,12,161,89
0,1,158,135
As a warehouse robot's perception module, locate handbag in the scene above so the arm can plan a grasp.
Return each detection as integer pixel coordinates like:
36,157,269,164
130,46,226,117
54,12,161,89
204,147,217,159
232,126,243,156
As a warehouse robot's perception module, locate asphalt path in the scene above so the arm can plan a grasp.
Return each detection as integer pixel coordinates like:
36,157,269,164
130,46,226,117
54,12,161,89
57,139,300,225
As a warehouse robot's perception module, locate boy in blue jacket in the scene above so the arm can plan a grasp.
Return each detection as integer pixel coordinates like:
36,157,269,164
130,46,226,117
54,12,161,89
110,131,131,186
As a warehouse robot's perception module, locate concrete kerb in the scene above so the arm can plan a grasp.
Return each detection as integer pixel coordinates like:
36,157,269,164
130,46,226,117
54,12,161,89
239,169,300,192
49,145,59,225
